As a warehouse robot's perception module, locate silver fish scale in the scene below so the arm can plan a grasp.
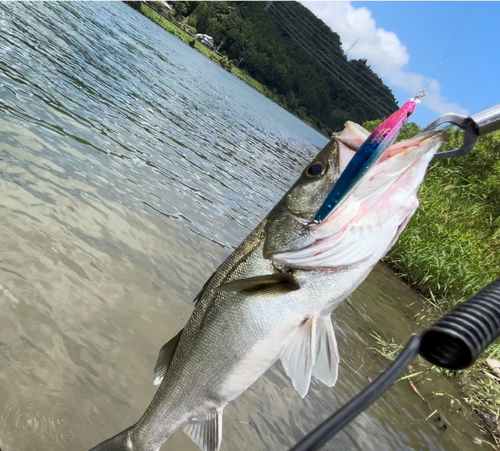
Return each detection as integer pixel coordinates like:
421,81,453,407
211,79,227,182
130,218,368,451
131,221,276,447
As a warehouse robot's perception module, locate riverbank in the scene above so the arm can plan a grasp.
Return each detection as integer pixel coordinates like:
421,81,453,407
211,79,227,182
377,260,500,447
135,3,327,136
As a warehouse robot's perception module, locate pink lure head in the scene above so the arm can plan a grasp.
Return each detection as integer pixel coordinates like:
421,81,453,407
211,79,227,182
367,100,418,148
367,91,425,148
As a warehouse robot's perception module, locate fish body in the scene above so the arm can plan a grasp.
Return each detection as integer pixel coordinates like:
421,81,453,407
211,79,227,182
128,221,369,451
91,116,446,451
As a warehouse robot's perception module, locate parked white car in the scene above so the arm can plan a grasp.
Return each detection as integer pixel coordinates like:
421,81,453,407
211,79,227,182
195,34,215,50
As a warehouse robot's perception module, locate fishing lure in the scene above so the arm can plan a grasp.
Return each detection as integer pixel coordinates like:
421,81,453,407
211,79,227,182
314,92,425,223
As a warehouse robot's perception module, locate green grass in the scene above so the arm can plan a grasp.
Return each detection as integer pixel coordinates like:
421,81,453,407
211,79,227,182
363,123,500,445
386,163,499,311
369,331,403,361
140,4,193,44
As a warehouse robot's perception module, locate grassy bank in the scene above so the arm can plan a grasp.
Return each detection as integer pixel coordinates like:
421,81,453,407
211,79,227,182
387,131,500,311
139,3,236,66
136,4,316,130
365,121,500,445
139,3,193,44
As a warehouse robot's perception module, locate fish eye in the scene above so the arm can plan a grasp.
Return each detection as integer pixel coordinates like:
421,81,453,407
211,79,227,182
304,161,326,178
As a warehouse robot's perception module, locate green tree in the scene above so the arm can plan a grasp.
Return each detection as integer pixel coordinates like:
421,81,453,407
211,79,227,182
155,0,398,132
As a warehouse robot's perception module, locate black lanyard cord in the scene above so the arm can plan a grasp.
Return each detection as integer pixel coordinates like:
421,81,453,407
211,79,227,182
290,278,500,451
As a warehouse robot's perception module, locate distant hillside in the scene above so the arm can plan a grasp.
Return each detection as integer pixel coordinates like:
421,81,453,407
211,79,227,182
182,1,397,131
131,1,398,134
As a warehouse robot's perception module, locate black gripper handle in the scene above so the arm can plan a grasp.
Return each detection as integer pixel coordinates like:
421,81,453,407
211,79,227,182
419,278,500,370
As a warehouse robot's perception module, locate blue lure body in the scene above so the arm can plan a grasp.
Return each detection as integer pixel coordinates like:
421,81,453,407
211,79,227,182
314,100,418,223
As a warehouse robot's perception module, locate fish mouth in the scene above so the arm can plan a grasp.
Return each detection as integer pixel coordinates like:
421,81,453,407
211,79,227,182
314,101,417,223
271,129,447,270
374,129,447,169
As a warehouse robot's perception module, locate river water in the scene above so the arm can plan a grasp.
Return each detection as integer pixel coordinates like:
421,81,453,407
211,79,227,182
0,2,489,450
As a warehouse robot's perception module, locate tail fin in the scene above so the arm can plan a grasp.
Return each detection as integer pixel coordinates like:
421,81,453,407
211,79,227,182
90,427,133,451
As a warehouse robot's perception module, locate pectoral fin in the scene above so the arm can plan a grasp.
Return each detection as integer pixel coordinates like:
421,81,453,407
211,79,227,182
153,329,183,386
280,316,316,398
215,273,299,297
312,316,339,387
184,409,223,451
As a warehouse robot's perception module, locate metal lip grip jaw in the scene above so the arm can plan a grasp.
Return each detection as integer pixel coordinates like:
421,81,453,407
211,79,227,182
423,103,500,159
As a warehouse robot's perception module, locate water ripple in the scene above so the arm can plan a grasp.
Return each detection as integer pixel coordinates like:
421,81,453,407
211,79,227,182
0,399,51,448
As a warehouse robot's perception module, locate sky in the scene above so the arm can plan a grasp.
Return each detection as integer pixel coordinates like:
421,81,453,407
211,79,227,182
301,1,500,127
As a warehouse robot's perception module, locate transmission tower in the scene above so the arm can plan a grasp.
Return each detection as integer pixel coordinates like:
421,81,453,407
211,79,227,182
345,38,359,57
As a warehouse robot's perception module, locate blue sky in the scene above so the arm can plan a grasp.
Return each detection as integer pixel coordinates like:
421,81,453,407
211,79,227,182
302,1,500,127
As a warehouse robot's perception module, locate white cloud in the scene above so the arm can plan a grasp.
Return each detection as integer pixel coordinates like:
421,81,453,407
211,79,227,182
301,1,468,116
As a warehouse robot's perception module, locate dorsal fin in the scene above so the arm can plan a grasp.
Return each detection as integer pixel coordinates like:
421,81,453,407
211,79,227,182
184,409,223,451
153,329,183,386
215,273,299,297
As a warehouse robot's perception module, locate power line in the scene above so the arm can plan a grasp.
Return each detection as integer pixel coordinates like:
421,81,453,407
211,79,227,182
274,4,348,83
271,3,396,116
271,10,389,118
277,1,395,103
269,5,394,118
276,1,397,110
277,1,397,108
429,4,470,90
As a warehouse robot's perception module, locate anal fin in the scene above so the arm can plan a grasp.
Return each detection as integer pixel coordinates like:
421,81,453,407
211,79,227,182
184,409,223,451
153,329,183,386
312,315,339,387
280,316,316,398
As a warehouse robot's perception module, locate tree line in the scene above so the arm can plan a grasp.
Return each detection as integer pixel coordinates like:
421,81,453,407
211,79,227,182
130,1,399,134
